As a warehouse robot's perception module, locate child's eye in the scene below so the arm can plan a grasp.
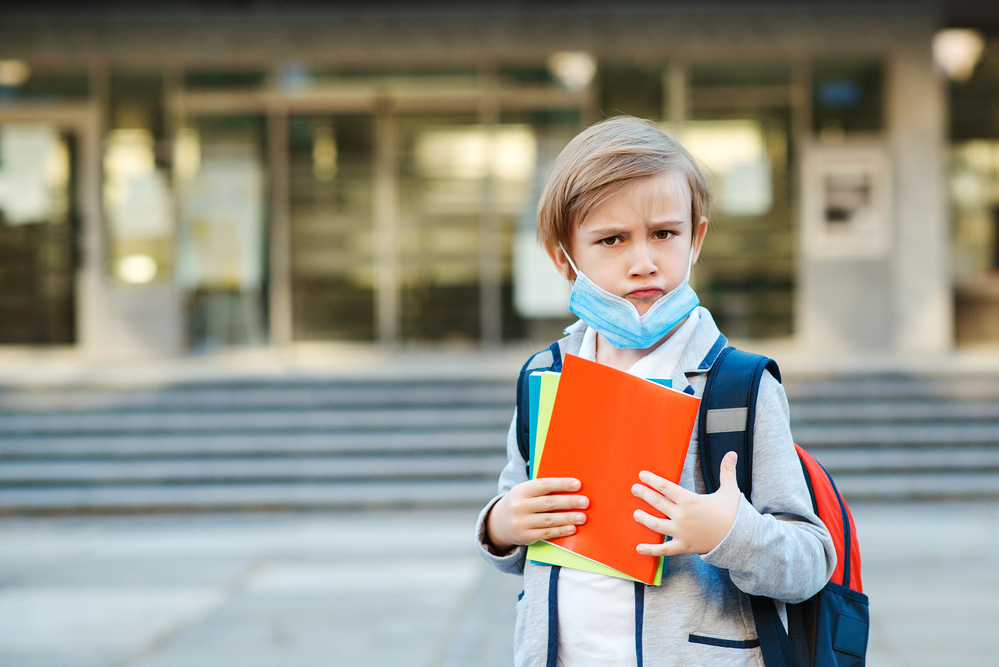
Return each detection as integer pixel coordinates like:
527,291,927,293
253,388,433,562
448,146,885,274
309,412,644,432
598,236,621,246
654,230,675,240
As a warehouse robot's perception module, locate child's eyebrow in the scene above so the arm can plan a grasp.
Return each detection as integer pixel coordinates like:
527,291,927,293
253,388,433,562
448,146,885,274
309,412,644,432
583,225,630,237
647,217,686,227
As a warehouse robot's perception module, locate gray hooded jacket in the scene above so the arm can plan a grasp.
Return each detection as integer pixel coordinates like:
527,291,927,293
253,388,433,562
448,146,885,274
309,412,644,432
475,308,836,667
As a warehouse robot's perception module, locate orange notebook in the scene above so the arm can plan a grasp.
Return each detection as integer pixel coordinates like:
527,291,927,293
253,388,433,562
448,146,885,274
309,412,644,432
534,353,700,584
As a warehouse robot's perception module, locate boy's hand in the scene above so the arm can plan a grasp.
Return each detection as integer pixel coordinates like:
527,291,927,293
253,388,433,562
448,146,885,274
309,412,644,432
631,451,741,556
485,478,589,554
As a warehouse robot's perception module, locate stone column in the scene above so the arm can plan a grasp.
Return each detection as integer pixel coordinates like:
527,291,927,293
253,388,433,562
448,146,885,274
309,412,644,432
888,32,953,354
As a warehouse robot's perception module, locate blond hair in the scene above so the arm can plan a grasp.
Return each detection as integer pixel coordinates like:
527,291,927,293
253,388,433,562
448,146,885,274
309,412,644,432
536,116,711,252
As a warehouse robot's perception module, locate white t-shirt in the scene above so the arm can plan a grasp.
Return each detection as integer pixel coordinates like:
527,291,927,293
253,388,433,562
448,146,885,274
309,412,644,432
557,309,700,667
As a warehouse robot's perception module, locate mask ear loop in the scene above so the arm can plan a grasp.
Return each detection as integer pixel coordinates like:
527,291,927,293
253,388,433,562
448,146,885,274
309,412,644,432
558,243,581,278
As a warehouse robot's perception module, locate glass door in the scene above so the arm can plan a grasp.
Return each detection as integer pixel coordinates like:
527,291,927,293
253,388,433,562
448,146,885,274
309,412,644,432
683,63,796,339
288,114,376,341
172,68,589,348
396,114,484,342
175,114,269,349
0,122,77,344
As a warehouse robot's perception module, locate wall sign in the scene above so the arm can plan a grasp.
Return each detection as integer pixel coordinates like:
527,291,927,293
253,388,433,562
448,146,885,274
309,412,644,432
802,145,892,258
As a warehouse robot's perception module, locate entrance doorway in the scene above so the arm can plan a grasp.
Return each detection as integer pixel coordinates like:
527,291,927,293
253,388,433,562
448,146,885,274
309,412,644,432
174,76,588,348
0,103,98,346
0,122,77,344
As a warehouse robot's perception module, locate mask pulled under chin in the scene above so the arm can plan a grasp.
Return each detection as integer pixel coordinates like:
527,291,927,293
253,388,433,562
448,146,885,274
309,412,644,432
561,245,699,349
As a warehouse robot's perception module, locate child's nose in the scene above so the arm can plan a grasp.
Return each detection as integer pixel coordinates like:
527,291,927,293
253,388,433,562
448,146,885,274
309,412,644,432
629,241,659,276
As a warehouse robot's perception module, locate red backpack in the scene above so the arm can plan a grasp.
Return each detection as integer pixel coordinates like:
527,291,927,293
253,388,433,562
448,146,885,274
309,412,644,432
700,345,868,667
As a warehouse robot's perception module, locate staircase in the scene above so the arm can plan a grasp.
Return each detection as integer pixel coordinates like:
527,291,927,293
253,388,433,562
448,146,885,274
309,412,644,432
1,372,998,512
785,375,999,499
0,378,514,512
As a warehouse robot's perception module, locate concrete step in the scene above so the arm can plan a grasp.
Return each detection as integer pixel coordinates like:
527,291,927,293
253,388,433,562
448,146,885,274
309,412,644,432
0,479,500,512
5,467,998,511
0,430,509,459
783,376,999,401
790,400,999,423
0,383,512,412
833,472,999,499
5,447,997,487
804,446,999,474
792,422,999,447
0,407,514,435
3,400,996,433
0,454,509,485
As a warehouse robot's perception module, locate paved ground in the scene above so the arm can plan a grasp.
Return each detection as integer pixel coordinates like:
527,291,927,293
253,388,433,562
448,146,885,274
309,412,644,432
0,501,996,667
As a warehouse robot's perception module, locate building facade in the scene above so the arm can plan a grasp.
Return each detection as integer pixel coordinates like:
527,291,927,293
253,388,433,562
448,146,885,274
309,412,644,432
0,1,989,357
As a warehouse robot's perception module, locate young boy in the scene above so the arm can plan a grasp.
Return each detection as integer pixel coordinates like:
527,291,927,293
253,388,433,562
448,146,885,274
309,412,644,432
476,117,836,666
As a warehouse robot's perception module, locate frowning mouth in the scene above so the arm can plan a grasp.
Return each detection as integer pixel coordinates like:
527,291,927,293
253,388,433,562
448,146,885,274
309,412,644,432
627,288,663,299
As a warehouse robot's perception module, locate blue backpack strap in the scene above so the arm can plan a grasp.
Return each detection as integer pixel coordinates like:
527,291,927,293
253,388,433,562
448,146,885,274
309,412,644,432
700,346,807,667
516,341,564,467
697,346,780,499
751,595,805,667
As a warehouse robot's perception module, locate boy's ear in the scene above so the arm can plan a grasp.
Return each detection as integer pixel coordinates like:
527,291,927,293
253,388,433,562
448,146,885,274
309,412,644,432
691,216,709,265
545,243,576,281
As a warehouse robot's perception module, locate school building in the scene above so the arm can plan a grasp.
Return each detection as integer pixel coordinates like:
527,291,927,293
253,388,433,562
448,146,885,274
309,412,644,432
1,1,997,359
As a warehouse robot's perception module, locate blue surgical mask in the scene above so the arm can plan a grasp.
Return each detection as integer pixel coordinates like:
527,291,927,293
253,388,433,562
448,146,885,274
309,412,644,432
560,244,699,349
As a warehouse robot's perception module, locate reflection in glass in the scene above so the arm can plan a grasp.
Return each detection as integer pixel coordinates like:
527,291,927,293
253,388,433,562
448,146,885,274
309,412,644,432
811,59,883,137
176,116,267,349
103,129,174,283
397,115,482,342
666,120,772,217
951,140,999,344
690,61,791,87
0,124,68,225
505,110,581,343
687,108,794,339
289,115,375,341
0,123,76,344
398,117,540,342
598,64,662,120
0,68,89,101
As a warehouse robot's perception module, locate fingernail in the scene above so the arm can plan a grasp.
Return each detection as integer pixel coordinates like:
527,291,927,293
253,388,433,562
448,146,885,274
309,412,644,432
638,471,650,483
565,525,576,534
569,480,581,491
578,497,589,509
632,484,642,495
576,513,586,524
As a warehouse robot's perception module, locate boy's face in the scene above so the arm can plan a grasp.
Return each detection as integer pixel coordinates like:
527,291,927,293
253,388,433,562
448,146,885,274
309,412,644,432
549,172,708,316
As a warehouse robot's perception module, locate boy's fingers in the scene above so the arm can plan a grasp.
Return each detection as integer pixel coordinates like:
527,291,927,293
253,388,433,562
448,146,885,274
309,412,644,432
527,510,587,531
631,482,678,514
637,539,687,557
633,509,674,536
636,471,686,501
531,494,589,513
530,477,582,496
536,523,579,541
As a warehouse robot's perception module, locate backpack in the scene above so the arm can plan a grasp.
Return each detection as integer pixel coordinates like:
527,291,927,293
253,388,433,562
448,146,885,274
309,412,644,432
514,338,870,667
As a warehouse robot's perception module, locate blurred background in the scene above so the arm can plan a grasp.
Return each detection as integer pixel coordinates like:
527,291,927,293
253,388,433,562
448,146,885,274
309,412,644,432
1,1,998,665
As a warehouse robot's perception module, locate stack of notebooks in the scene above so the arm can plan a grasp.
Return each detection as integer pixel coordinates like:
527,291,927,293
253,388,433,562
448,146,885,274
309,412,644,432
526,354,701,585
